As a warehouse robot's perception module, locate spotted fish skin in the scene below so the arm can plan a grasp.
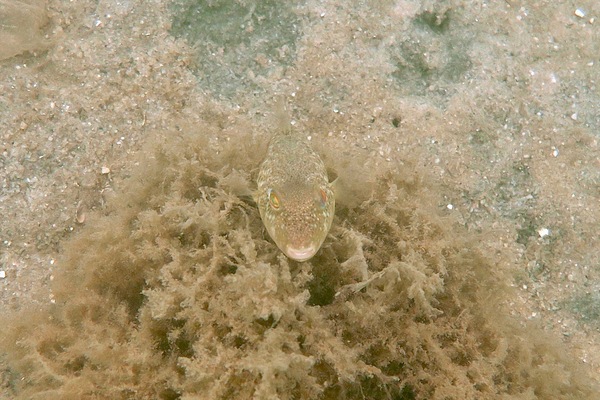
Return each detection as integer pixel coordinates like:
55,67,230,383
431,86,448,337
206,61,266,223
256,132,335,261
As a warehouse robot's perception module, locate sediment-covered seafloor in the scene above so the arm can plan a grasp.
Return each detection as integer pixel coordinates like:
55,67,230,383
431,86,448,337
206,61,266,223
1,0,599,399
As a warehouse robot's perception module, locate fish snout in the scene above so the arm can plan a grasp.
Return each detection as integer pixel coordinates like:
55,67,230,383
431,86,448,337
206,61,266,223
284,244,318,262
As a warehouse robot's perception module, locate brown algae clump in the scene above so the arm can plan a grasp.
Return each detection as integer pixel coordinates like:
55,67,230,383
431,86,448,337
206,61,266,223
0,119,597,399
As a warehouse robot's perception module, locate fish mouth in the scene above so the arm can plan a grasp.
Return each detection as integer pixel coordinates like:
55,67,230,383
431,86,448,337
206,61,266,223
285,244,317,261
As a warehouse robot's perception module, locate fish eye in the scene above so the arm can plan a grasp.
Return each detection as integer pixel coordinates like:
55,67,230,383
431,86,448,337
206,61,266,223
318,188,328,208
268,189,280,209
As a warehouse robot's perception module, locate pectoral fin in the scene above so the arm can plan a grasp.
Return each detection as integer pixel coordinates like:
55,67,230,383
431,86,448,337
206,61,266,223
330,177,339,200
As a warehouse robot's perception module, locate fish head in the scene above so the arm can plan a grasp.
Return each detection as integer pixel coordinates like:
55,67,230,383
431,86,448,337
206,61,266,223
259,183,335,261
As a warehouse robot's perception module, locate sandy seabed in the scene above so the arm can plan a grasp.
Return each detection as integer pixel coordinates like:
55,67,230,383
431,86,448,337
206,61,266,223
0,0,599,399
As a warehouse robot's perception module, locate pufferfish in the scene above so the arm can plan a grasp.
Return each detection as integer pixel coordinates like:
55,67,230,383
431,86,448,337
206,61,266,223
256,130,335,261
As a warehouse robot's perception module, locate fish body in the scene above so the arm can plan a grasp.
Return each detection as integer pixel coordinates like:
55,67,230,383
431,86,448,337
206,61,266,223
256,132,335,261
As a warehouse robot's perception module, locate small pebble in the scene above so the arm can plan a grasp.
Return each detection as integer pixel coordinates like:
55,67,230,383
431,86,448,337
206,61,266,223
101,166,110,174
76,210,86,224
0,270,5,279
538,227,550,238
574,8,585,18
